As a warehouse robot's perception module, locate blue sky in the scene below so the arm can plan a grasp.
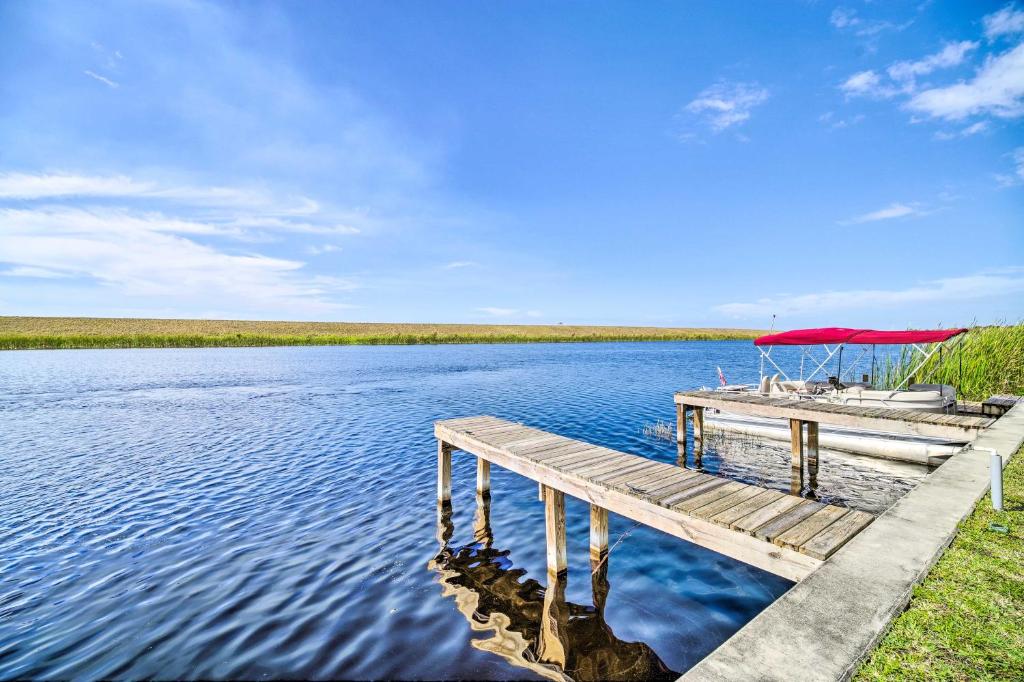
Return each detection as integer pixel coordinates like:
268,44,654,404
0,1,1021,328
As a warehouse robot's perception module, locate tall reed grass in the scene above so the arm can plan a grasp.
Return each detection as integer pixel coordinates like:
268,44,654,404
0,317,763,350
878,323,1024,401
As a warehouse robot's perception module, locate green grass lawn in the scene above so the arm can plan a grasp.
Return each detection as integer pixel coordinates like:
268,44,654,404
856,443,1024,681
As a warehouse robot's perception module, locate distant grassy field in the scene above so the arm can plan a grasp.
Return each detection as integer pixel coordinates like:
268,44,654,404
0,317,763,350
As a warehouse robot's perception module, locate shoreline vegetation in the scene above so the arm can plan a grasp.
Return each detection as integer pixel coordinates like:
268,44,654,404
0,316,763,350
857,321,1024,680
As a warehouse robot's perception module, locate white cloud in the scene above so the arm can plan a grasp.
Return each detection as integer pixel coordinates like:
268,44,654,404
934,121,990,140
0,172,319,214
840,70,898,98
984,4,1024,40
443,260,478,270
714,270,1024,318
841,42,977,100
475,307,542,318
995,146,1024,186
1,266,70,279
684,81,769,132
841,202,926,224
0,205,357,314
820,111,865,130
830,8,859,29
0,172,148,198
907,43,1024,120
83,70,119,89
306,244,341,255
887,41,978,85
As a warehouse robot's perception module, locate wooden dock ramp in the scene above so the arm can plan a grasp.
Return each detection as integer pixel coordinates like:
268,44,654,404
434,416,874,582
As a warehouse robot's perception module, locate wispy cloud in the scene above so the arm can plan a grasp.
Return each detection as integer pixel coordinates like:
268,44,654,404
477,307,519,317
994,146,1024,186
907,42,1024,120
0,172,319,213
477,307,542,318
838,6,1024,125
714,269,1024,318
306,244,341,256
984,4,1024,40
841,41,977,100
840,202,926,224
83,70,119,89
839,70,897,99
1,266,71,279
443,260,478,270
887,41,978,86
683,81,769,134
819,111,865,130
829,6,911,48
830,8,860,30
0,206,356,314
934,121,990,140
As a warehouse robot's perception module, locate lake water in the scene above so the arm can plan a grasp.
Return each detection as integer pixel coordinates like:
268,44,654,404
0,342,927,680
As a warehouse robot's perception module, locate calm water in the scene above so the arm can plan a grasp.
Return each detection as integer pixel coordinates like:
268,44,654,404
0,342,926,680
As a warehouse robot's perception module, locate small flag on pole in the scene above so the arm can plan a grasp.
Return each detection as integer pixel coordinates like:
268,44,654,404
717,366,727,386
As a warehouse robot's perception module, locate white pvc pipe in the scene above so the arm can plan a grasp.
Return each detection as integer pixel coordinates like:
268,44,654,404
975,447,1003,511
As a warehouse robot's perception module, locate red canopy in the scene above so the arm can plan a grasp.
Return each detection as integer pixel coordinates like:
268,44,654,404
847,328,968,345
754,327,862,346
754,327,967,346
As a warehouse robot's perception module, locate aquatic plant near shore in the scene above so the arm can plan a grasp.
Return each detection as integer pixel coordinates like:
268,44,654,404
877,323,1024,401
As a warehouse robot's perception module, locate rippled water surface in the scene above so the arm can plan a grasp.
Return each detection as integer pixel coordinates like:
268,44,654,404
0,342,927,680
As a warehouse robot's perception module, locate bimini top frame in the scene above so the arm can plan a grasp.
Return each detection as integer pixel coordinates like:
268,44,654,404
754,327,968,388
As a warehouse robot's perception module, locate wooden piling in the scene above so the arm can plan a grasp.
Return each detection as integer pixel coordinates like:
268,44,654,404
806,421,819,485
692,406,704,451
544,486,567,577
789,419,804,470
476,458,490,496
790,419,804,495
590,504,608,562
676,403,687,443
437,440,452,504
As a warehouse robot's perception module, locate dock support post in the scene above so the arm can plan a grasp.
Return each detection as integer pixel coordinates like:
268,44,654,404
789,419,804,495
476,458,490,496
437,441,452,504
539,482,545,501
544,486,567,577
806,421,819,492
676,403,687,443
590,504,608,563
692,406,704,452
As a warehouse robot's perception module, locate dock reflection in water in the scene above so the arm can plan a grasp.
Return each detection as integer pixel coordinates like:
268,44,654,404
430,496,678,682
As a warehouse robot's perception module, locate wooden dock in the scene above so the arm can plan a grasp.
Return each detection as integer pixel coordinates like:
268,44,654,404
434,416,874,582
674,390,994,442
674,390,995,477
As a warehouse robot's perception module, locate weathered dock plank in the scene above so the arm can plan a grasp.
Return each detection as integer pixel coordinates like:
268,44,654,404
435,416,874,581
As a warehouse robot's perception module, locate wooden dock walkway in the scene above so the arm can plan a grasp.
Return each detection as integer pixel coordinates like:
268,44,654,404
434,415,874,582
674,390,994,442
674,390,996,475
